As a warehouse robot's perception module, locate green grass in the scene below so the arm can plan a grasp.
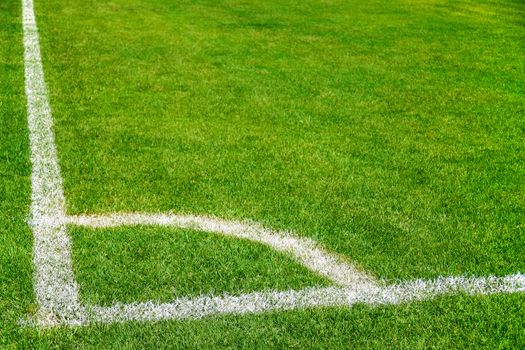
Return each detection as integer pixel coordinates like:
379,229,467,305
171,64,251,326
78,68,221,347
0,0,36,346
70,226,328,305
1,0,525,348
37,0,525,280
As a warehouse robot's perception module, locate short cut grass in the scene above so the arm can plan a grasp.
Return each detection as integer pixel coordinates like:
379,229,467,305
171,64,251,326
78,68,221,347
1,0,524,348
36,0,525,281
70,225,329,305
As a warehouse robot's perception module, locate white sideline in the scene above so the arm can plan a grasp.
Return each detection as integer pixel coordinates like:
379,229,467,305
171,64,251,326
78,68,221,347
82,273,525,324
22,0,84,326
65,213,376,288
22,0,525,328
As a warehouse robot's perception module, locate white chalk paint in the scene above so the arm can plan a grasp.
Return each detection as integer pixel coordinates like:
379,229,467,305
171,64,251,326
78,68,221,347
84,273,525,324
22,0,85,326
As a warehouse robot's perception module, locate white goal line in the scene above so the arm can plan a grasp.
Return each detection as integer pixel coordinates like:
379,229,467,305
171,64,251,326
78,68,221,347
84,273,525,324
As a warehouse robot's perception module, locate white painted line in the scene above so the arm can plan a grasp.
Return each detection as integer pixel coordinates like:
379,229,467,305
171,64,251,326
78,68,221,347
65,213,377,288
84,273,525,324
22,0,85,326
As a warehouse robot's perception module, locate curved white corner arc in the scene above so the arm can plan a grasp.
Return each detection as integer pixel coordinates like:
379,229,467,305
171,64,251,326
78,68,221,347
65,213,377,289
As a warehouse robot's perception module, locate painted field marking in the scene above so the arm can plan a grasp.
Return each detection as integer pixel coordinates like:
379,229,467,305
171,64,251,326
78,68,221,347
22,0,525,327
23,0,83,326
83,273,525,324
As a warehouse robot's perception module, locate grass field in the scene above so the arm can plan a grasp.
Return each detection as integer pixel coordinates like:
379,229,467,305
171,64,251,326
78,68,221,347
1,0,524,347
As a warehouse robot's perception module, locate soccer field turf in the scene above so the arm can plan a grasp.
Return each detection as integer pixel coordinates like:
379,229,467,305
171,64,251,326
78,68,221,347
1,0,524,347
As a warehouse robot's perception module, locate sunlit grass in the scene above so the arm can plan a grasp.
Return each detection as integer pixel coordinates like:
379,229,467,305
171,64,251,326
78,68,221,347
1,0,524,348
35,0,525,280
